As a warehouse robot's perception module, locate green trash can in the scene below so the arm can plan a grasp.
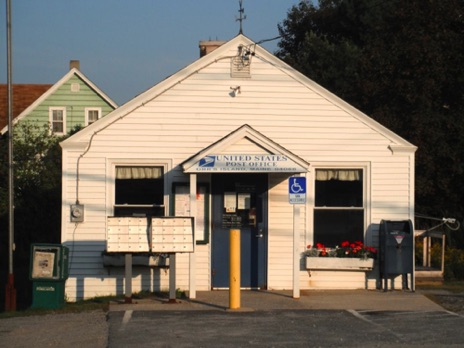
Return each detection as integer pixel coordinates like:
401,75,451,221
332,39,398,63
30,244,69,309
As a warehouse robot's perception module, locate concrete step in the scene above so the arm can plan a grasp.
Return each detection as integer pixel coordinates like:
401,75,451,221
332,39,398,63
415,268,443,282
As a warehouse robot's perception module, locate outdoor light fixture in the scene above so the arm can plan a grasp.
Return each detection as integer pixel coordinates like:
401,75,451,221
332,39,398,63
242,50,250,61
229,86,241,97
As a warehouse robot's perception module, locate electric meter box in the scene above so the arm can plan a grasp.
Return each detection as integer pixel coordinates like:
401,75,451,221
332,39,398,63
30,244,70,309
379,220,414,290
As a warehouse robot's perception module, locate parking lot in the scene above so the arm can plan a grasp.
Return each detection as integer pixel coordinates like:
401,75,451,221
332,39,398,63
2,290,464,347
108,308,464,347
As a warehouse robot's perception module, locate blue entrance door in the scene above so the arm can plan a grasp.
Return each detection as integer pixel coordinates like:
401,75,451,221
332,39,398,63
212,174,268,289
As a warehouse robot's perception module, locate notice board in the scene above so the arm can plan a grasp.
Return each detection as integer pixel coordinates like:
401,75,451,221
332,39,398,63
173,183,209,244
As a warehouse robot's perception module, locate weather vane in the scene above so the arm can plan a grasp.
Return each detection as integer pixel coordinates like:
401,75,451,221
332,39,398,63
236,0,247,34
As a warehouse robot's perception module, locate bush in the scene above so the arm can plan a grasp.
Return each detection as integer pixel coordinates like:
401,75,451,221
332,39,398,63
415,237,464,280
444,248,464,281
415,238,443,269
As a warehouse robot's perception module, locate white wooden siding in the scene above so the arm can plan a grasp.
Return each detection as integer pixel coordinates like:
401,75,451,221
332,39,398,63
268,174,297,288
61,36,414,299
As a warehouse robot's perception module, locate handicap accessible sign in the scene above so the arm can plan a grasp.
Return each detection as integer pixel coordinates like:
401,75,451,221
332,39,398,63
289,177,306,204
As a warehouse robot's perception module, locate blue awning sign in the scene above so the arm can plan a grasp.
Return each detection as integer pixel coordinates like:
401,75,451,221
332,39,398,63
191,154,306,173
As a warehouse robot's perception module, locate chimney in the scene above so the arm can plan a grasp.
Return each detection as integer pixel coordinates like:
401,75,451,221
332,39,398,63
69,60,80,70
199,40,226,57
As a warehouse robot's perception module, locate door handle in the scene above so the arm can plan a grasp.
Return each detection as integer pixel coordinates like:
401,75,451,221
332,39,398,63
256,224,264,238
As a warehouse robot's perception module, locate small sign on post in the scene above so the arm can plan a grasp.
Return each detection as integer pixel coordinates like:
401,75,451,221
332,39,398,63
289,177,306,204
289,176,305,299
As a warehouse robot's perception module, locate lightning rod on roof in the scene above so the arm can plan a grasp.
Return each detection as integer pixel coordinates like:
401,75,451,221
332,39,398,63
236,0,246,34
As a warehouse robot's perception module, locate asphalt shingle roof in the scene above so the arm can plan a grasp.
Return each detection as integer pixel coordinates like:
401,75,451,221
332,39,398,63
0,84,52,131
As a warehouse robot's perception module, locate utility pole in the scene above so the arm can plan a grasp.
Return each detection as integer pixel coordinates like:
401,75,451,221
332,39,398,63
5,0,16,312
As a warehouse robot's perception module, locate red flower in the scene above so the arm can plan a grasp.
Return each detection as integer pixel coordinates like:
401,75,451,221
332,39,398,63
307,240,378,259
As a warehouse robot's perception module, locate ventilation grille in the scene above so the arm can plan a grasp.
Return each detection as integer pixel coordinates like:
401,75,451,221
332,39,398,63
231,56,251,78
71,83,80,92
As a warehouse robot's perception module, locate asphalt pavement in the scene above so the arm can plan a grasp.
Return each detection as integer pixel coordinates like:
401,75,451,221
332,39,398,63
108,290,464,347
2,290,464,348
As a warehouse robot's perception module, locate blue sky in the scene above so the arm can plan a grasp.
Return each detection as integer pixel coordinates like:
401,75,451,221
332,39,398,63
0,1,302,105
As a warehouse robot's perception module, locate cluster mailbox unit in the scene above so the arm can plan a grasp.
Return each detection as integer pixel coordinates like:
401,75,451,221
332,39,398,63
106,216,194,301
379,220,414,291
106,216,194,253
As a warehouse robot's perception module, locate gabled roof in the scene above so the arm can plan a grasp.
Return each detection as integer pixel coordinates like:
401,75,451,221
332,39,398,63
62,34,416,151
182,124,310,173
0,84,52,131
1,68,118,134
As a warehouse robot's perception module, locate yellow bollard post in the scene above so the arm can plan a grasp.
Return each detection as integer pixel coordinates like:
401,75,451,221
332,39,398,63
229,229,240,310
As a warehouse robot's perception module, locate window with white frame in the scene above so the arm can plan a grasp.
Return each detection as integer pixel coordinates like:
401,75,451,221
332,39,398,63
313,169,364,247
114,166,165,217
49,107,66,135
85,108,101,126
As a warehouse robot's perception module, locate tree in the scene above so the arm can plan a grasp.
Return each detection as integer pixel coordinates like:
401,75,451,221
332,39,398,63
277,0,464,245
0,122,63,309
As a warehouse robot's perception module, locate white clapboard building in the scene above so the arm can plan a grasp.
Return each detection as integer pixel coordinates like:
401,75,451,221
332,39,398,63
60,34,416,301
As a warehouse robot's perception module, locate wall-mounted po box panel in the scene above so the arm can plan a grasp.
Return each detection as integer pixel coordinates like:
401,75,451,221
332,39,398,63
107,217,150,252
152,217,194,253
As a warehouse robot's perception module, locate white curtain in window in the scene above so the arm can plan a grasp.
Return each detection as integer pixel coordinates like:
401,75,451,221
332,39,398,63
316,169,361,181
116,166,163,179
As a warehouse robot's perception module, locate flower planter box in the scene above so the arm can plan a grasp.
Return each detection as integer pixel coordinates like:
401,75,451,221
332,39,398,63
306,257,374,271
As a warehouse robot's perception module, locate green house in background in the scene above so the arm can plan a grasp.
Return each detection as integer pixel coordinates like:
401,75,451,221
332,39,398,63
0,60,117,136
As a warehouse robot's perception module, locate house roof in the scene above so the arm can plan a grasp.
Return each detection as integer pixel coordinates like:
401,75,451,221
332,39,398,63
1,68,118,134
0,84,52,131
61,34,416,151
